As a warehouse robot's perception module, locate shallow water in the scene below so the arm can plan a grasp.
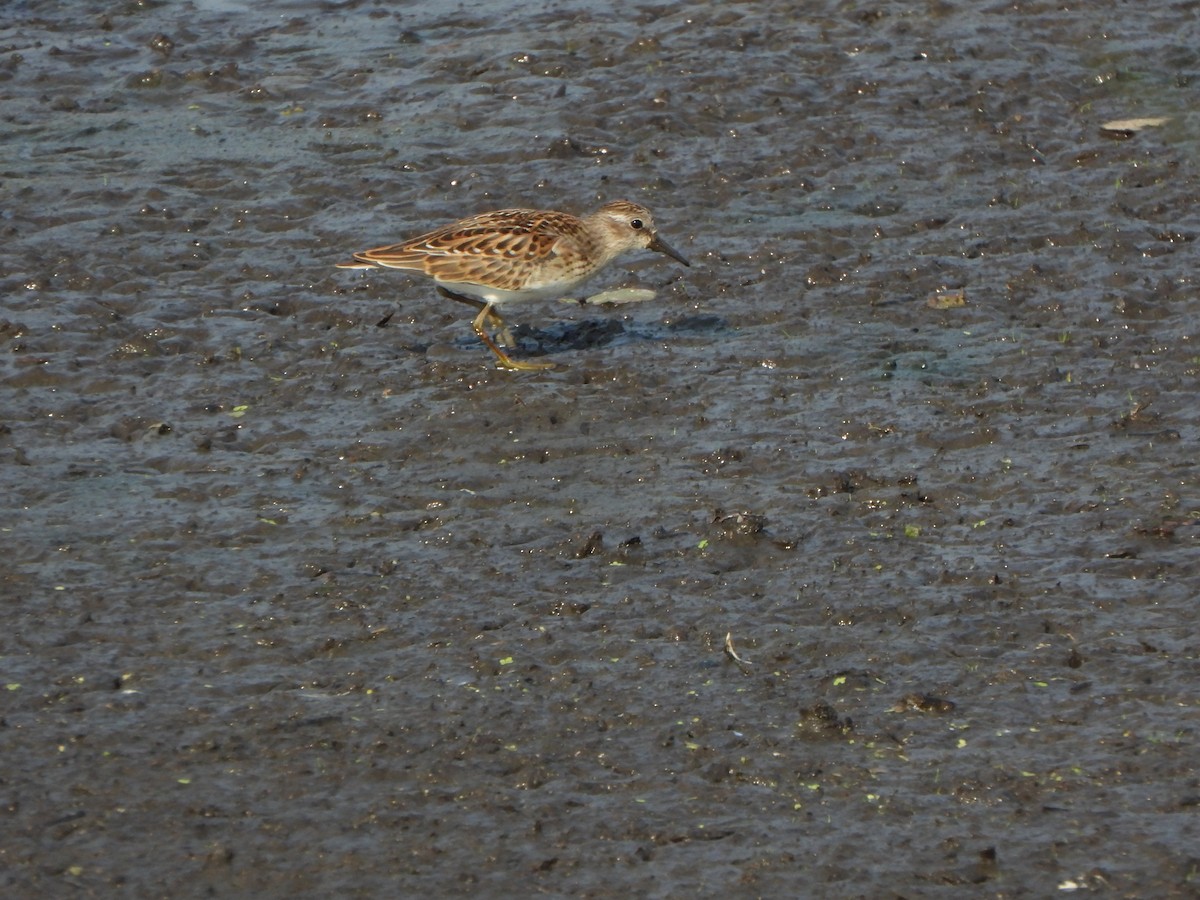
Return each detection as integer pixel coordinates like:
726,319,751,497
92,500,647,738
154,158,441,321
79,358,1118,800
3,0,1199,895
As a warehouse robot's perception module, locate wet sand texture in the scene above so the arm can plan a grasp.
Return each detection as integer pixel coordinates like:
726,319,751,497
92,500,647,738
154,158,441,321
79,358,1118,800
3,2,1198,896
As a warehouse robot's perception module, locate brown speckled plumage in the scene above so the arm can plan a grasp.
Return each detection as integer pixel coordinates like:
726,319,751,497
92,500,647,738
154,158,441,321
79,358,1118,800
337,199,690,370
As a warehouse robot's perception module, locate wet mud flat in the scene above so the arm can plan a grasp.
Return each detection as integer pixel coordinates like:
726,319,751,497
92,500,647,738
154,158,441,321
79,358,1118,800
2,0,1199,896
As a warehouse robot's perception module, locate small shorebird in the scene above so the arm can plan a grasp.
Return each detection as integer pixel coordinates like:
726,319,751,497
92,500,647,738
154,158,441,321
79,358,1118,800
336,199,691,370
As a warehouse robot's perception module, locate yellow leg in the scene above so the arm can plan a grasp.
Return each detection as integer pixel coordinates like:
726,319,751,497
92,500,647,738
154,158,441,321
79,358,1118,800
437,288,555,370
471,303,556,371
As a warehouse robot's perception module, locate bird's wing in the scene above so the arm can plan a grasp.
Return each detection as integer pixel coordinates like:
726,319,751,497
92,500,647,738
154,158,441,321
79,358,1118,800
347,210,576,289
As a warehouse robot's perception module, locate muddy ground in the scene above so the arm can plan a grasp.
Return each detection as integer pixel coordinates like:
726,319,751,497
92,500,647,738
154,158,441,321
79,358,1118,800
2,0,1199,896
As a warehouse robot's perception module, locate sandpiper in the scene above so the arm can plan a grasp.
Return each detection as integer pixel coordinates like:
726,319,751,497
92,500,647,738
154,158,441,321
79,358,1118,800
336,199,691,370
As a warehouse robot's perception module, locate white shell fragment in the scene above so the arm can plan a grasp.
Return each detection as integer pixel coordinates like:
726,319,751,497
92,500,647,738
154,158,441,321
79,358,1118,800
1100,117,1169,134
578,288,657,306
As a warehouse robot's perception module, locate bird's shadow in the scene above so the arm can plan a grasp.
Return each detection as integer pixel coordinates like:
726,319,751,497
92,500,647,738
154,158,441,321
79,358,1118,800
380,310,727,363
501,312,728,359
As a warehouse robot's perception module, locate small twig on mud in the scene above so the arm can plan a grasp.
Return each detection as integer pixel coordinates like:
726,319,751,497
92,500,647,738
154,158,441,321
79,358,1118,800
724,632,752,674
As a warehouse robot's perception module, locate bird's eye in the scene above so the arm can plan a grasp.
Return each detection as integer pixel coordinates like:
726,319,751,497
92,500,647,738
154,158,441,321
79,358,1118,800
630,219,644,230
